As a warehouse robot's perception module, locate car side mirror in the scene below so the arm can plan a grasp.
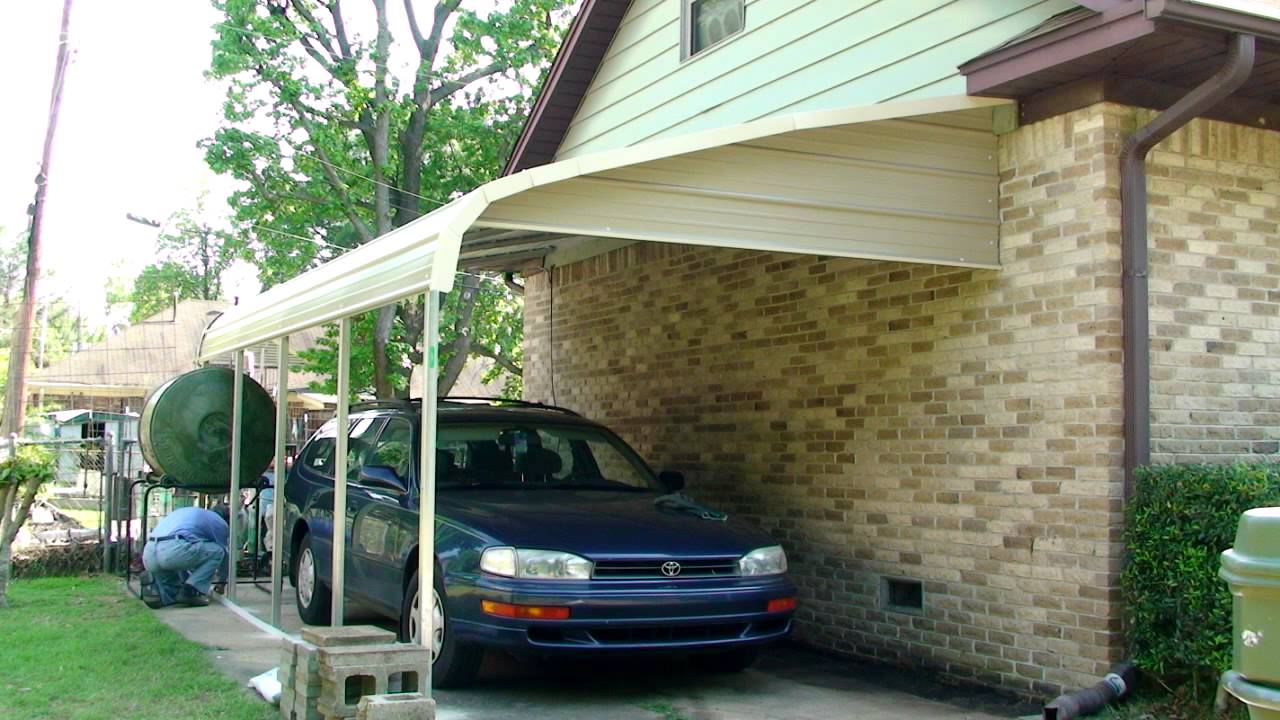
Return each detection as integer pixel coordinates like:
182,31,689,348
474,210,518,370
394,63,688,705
658,470,685,493
359,465,407,494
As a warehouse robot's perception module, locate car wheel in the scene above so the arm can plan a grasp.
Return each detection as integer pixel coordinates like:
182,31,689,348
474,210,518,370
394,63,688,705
294,532,332,625
690,647,759,673
400,569,483,688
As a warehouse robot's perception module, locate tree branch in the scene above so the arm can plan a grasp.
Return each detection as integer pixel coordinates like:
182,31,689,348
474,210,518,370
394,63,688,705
438,276,479,392
328,0,355,59
428,60,510,107
403,0,426,52
285,99,375,242
289,1,343,65
470,342,523,377
7,479,42,546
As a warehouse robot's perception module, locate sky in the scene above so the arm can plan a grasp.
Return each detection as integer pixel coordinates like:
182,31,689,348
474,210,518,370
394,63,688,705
2,1,237,322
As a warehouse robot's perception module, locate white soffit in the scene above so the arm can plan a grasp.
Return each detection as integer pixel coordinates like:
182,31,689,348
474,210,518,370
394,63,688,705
202,95,1008,358
199,195,475,360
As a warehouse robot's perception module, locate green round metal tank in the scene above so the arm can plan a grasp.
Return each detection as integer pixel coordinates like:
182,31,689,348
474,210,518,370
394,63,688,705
140,366,276,490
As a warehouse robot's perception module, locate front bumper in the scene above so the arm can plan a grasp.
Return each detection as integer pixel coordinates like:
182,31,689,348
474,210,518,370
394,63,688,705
447,574,796,653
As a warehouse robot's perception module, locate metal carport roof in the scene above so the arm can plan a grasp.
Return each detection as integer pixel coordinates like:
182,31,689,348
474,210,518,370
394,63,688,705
192,93,1012,686
199,93,1008,360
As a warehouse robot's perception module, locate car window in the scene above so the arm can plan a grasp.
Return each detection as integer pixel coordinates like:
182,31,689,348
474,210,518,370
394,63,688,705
367,417,413,481
300,420,339,476
437,424,658,491
297,416,386,482
344,417,384,484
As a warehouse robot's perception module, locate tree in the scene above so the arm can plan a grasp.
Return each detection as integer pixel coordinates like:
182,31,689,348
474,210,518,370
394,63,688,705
129,202,247,322
203,0,570,397
0,446,56,606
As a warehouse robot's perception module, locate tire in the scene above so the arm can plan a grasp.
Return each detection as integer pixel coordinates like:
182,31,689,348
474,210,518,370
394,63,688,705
690,647,759,673
293,532,332,626
400,569,483,688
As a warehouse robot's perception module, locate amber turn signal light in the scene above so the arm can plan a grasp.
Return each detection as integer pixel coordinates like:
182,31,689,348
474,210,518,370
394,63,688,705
481,600,571,620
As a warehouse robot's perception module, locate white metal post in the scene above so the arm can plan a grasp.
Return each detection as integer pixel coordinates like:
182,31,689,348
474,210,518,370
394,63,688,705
228,349,245,601
331,317,352,626
270,335,289,628
419,291,440,684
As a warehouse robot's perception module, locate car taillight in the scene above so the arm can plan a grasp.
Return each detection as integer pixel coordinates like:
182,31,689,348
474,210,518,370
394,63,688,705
766,597,797,613
481,600,571,620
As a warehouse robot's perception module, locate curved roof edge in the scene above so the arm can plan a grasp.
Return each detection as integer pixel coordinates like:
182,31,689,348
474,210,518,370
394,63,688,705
201,94,1010,361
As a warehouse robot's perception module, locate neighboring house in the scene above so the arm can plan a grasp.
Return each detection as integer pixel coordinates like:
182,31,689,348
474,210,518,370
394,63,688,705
481,0,1280,698
28,299,333,443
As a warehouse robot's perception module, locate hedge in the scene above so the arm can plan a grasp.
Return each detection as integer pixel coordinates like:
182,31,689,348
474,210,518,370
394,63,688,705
12,541,102,579
1123,463,1280,682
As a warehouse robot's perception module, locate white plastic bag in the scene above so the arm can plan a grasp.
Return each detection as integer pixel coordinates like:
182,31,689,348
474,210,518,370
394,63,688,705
248,667,281,705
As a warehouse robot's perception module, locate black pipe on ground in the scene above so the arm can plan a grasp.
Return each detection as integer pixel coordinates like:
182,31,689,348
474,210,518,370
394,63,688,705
1043,663,1136,720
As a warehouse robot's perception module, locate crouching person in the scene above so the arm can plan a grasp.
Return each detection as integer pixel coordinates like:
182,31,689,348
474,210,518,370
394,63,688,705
139,506,229,608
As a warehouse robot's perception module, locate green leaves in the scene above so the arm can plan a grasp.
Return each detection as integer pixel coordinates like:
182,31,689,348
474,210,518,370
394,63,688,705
0,446,55,489
200,0,572,396
1123,463,1280,684
128,200,249,322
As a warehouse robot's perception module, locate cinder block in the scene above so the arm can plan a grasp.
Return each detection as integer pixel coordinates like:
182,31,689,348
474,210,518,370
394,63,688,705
317,644,431,718
317,644,431,668
279,689,325,720
356,693,436,720
302,625,397,648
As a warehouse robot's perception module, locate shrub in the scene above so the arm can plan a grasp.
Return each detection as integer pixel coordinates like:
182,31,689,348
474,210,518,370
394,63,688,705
12,542,101,579
1123,463,1280,683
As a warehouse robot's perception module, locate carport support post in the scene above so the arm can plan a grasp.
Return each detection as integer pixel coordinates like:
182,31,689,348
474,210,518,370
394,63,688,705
228,349,244,601
331,317,352,626
270,334,289,628
419,291,440,683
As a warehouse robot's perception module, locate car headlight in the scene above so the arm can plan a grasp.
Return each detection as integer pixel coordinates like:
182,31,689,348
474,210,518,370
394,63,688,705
480,547,592,580
738,545,787,576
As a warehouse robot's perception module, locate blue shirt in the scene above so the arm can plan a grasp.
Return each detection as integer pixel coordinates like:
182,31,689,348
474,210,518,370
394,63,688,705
151,507,229,546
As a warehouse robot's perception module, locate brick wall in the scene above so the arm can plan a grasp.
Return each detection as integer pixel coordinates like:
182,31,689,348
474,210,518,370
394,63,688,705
523,103,1133,695
1145,114,1280,462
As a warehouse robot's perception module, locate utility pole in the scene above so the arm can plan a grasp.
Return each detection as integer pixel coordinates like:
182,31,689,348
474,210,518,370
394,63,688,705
2,0,74,434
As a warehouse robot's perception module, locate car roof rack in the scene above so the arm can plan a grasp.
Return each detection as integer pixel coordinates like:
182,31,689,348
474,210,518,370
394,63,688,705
349,398,418,412
351,396,580,417
441,396,581,417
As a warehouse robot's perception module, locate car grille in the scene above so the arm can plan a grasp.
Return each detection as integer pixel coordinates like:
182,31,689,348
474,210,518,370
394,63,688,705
590,557,740,580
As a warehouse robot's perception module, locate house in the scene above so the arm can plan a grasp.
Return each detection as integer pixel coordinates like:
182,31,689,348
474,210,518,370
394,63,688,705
28,299,334,442
193,0,1280,698
492,0,1280,697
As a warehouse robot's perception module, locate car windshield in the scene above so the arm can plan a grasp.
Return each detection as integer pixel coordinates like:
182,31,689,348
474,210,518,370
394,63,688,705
436,424,660,492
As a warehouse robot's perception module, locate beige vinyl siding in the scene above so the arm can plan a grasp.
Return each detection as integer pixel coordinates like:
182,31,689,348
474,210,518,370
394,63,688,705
555,0,1074,160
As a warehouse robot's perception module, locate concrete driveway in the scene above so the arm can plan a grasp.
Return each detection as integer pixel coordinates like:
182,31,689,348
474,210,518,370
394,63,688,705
137,580,1033,720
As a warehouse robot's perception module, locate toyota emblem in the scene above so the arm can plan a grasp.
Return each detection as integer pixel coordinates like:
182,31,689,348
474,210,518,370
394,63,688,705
661,561,682,577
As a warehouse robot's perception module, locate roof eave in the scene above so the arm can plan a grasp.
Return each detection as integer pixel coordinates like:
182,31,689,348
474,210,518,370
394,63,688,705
960,2,1153,96
1148,0,1280,43
502,0,630,176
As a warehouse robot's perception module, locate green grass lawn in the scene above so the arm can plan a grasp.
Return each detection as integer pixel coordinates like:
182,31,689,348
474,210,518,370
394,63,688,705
0,576,274,720
61,508,101,529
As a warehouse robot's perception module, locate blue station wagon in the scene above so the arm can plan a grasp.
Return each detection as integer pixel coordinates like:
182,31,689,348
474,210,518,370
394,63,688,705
282,398,795,687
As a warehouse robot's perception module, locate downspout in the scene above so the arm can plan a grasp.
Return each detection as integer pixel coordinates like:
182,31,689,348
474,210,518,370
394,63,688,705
1044,31,1257,720
1120,32,1255,497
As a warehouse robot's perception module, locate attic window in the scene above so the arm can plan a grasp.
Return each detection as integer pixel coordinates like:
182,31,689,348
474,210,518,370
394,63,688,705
683,0,744,59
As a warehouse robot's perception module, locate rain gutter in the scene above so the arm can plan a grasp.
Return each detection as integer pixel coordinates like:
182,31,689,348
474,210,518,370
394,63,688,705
1120,32,1255,495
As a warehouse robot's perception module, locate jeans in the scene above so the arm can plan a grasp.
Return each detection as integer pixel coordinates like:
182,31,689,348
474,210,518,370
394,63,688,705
142,536,227,606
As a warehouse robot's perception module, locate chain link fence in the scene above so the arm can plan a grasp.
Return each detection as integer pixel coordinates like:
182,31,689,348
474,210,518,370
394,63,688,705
10,434,151,578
